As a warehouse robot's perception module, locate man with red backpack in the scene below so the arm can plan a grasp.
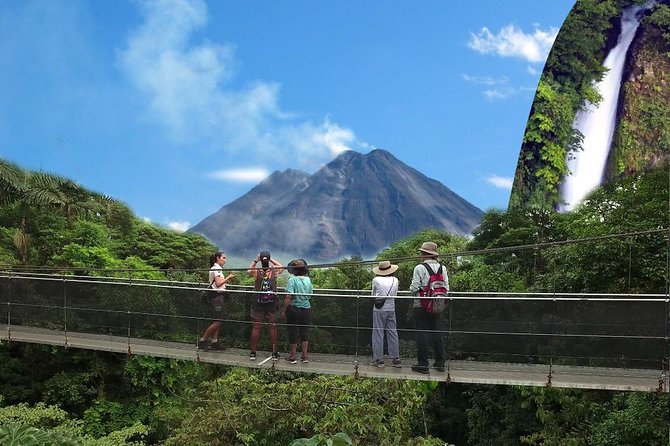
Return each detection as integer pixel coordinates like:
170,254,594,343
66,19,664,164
409,241,448,374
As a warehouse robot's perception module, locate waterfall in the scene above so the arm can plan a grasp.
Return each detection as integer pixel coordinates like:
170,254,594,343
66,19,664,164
559,2,653,211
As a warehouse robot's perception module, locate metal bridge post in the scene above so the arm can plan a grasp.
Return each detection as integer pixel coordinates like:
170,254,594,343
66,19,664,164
354,263,363,376
547,286,556,388
6,272,12,343
663,296,670,394
127,311,132,356
5,301,10,343
63,274,69,349
447,295,453,383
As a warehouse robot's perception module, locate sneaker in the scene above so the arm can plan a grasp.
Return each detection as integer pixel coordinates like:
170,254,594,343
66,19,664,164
209,341,226,351
391,358,402,368
271,352,280,361
286,357,297,364
372,359,385,368
411,365,429,374
301,356,309,364
249,351,257,361
197,339,209,350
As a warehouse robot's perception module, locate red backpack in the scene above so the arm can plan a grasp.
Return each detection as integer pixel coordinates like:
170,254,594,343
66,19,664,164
419,263,448,313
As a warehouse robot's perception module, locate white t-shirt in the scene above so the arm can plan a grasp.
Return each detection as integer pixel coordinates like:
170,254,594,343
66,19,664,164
371,276,398,312
209,263,227,291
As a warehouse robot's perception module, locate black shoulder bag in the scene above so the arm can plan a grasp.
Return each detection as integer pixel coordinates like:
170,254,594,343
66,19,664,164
200,279,216,304
374,278,396,309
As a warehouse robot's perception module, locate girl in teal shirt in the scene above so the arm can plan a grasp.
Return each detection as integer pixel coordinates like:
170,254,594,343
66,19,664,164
281,259,312,364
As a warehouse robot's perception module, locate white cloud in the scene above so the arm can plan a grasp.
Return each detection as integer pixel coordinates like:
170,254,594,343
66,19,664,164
486,175,513,190
119,0,365,170
467,25,558,63
279,118,365,170
167,221,191,232
526,66,539,76
209,167,269,182
483,88,515,101
462,74,509,85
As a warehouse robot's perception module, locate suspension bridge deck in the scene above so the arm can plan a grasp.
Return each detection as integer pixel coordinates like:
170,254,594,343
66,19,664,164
2,325,665,393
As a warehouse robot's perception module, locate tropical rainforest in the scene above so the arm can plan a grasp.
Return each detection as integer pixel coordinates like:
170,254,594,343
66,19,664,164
2,143,670,446
3,0,670,442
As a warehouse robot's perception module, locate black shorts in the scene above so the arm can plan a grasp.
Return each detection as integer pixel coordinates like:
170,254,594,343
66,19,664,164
209,294,227,319
286,306,311,343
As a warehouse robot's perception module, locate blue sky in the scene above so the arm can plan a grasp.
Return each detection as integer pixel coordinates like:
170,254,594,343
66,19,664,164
0,0,574,231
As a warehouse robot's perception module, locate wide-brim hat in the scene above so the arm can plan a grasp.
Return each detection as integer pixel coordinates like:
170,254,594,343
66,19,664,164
419,242,439,256
373,260,398,276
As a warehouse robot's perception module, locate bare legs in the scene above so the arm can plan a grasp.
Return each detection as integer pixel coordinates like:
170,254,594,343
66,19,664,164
202,321,222,340
250,317,278,353
289,340,309,360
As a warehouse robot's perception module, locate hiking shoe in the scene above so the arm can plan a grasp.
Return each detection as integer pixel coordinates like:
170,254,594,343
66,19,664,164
411,365,429,374
392,358,402,368
286,357,297,364
249,351,257,361
301,356,309,364
209,341,226,351
372,359,385,368
197,340,209,350
271,352,280,361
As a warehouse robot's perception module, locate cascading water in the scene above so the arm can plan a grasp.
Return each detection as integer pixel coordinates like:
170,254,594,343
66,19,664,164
559,2,654,211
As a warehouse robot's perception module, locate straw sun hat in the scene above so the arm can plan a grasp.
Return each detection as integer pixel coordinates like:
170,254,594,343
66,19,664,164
373,260,398,276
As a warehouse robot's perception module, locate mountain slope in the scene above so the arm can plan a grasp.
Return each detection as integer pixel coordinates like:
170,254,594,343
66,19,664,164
189,149,483,260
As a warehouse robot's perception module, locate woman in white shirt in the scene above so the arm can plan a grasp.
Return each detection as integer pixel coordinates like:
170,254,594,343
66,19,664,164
371,260,401,368
198,251,235,350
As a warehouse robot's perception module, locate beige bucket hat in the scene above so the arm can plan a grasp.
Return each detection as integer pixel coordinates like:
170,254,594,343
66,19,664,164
372,260,398,276
419,241,439,256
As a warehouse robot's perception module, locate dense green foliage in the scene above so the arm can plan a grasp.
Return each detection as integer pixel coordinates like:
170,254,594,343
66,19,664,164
511,0,627,209
2,155,670,444
0,159,215,274
164,369,444,445
0,399,148,445
646,3,670,47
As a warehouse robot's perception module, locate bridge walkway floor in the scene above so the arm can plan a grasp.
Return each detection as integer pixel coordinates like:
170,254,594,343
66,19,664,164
1,325,665,392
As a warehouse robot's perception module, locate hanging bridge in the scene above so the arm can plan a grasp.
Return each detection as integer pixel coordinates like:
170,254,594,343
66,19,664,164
2,268,668,393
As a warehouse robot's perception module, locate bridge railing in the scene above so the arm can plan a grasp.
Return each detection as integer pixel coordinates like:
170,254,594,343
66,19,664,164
1,271,668,371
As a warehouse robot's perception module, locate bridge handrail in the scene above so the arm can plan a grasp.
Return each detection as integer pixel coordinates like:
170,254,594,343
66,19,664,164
1,271,668,301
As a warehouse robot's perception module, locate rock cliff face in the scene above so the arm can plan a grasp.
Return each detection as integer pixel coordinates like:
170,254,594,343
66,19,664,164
608,23,670,181
189,149,483,260
510,0,670,210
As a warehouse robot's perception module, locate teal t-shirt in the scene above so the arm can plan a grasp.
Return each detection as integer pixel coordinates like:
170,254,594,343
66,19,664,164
286,275,312,309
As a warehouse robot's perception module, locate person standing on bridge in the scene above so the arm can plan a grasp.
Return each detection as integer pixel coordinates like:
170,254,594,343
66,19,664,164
409,241,447,374
280,259,312,364
198,251,235,351
248,250,284,361
371,260,402,368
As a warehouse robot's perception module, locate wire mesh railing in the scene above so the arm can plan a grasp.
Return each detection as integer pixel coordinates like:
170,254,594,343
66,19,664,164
1,270,667,374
